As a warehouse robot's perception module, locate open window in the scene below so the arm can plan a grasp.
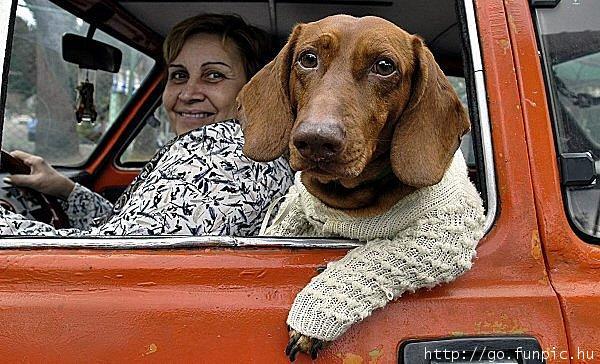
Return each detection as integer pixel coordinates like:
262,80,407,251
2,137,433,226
0,0,496,246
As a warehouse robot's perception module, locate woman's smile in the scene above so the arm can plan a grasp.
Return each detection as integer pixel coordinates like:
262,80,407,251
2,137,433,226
176,111,216,119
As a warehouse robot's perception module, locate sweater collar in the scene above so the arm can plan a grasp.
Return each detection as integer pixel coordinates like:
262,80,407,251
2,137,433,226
296,150,469,240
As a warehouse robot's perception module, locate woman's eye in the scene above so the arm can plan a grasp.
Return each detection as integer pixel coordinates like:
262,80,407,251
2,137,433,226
169,71,188,81
206,71,225,81
298,52,318,69
371,58,396,76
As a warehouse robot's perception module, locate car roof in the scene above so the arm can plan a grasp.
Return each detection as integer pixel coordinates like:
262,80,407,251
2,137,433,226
117,0,462,61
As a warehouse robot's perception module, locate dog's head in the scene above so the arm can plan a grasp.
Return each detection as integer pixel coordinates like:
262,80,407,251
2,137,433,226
237,15,469,210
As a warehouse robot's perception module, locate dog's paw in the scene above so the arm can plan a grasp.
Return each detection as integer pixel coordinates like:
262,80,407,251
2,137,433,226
285,328,324,362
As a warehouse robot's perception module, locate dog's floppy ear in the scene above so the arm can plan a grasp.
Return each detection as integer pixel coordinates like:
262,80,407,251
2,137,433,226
237,25,303,162
390,37,470,187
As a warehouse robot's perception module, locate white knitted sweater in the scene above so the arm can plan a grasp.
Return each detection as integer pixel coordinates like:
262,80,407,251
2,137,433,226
264,151,485,341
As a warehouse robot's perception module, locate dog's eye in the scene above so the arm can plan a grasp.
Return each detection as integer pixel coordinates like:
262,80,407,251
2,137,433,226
298,52,318,69
371,58,396,76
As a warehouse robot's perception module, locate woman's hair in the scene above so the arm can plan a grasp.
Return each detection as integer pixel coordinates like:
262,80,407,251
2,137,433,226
163,14,273,79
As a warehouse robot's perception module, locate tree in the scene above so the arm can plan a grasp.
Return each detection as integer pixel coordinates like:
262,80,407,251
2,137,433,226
28,0,81,163
7,16,36,103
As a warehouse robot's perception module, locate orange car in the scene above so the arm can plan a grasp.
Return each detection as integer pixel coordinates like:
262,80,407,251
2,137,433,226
0,0,598,362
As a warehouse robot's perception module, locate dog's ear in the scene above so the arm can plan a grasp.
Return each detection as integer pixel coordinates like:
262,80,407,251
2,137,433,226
237,25,303,161
390,37,470,187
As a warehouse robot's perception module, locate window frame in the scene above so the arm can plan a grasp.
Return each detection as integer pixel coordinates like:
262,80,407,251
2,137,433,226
533,3,600,244
0,0,497,249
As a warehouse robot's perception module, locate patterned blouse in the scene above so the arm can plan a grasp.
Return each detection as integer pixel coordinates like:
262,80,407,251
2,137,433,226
0,120,294,236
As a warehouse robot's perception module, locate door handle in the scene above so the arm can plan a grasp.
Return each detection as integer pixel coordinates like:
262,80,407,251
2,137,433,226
399,336,545,363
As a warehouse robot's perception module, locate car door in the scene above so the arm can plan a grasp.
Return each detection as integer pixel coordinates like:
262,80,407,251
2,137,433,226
0,0,570,363
517,0,600,362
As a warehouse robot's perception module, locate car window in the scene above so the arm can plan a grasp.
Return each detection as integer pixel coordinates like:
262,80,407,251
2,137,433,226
448,76,476,167
0,0,495,243
119,105,175,164
535,1,600,240
2,0,155,166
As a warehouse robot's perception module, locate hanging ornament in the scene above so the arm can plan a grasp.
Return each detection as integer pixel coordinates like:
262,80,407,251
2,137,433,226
75,68,97,123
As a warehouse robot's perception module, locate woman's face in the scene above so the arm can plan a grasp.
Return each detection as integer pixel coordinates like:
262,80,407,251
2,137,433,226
163,33,247,135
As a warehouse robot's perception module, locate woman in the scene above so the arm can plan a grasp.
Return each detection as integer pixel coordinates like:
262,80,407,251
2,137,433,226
0,14,293,236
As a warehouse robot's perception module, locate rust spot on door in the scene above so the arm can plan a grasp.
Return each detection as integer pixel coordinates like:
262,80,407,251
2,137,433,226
368,345,384,363
337,352,363,364
531,230,542,263
497,39,510,55
475,315,526,334
143,343,157,356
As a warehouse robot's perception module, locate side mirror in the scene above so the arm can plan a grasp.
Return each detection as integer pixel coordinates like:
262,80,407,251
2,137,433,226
62,33,122,73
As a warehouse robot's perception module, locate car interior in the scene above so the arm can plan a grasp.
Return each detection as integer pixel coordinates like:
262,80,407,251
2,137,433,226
0,0,487,234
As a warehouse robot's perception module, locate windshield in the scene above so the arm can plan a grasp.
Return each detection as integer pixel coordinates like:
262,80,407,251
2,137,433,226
2,0,155,166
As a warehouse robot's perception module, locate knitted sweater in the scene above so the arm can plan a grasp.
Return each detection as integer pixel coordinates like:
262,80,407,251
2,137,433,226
265,150,485,341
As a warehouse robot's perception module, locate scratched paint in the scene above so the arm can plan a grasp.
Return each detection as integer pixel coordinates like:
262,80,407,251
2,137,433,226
143,343,157,356
475,314,526,334
136,282,156,287
368,346,384,364
497,38,510,55
524,98,537,107
337,353,363,364
334,347,383,364
238,269,267,278
530,230,542,263
507,14,518,35
484,2,510,41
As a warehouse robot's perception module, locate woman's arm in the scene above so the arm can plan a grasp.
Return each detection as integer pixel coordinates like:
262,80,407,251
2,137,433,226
4,150,114,230
60,183,114,229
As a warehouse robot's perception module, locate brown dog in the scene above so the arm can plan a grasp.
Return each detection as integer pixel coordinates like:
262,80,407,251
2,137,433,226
237,15,473,361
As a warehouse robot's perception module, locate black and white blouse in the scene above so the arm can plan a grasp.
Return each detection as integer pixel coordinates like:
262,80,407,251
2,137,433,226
0,120,294,236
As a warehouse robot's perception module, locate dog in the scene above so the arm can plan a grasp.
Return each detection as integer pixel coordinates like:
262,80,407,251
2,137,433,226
236,15,485,361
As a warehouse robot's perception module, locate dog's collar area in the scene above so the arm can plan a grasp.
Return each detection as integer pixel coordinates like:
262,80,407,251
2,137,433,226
356,165,395,189
302,167,413,216
330,165,395,191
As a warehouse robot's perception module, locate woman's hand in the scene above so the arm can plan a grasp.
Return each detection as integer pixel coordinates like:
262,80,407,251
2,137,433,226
4,150,75,200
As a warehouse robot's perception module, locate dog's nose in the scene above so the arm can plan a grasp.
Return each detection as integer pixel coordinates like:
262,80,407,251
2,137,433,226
292,121,345,162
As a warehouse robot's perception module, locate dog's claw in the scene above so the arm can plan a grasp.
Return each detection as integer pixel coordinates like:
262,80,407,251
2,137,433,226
310,340,323,359
285,331,300,356
286,328,325,362
289,344,301,362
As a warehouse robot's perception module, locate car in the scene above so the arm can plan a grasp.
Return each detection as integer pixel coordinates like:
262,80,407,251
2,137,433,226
0,0,598,362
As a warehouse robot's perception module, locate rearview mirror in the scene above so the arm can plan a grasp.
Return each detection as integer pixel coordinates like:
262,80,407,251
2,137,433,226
62,33,122,73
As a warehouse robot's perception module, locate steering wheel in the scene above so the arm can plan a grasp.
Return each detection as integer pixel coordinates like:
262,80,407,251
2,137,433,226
0,150,71,229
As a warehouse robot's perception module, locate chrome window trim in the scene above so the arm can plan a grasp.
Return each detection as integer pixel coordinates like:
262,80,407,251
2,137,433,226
464,0,498,233
0,0,497,249
0,236,362,249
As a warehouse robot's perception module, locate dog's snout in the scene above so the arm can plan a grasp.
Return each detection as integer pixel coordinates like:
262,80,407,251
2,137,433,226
293,121,345,162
